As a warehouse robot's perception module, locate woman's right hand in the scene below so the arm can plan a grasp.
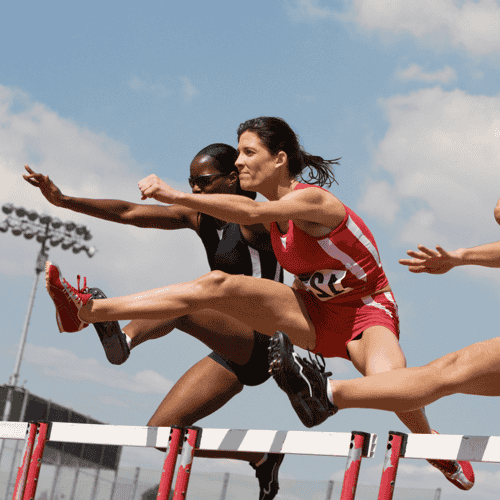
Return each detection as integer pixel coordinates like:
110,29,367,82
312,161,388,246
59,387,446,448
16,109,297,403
23,165,64,206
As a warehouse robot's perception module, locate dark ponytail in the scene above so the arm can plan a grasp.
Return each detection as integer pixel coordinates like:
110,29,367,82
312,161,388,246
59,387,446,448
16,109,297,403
237,117,340,188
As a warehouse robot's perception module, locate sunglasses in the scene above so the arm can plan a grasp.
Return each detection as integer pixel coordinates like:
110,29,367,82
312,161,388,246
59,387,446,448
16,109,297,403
188,173,230,189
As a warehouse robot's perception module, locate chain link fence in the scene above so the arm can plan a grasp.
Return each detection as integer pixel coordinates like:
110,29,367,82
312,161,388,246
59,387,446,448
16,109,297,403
0,439,440,500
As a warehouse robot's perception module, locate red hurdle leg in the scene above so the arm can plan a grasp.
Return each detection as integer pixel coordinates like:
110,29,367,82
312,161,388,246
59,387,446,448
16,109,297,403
377,431,408,500
340,431,370,500
157,426,184,500
23,422,50,500
172,427,202,500
12,423,38,500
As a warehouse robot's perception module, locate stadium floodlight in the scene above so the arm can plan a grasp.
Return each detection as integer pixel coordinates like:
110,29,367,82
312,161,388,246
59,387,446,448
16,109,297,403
64,221,76,232
2,203,14,215
61,238,75,250
15,207,27,218
11,225,23,236
26,210,38,221
0,203,97,424
51,217,62,229
50,235,64,246
85,246,97,258
38,214,52,225
75,224,87,235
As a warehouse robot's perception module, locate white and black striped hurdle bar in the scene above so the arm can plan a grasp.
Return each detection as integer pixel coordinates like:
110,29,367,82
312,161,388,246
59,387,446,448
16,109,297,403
378,430,500,500
0,422,377,500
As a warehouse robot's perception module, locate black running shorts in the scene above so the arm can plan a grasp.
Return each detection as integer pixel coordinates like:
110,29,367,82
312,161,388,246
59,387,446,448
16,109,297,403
208,331,271,387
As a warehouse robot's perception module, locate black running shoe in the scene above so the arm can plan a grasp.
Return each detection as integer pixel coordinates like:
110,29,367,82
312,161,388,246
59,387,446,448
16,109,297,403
250,453,284,500
269,331,337,428
88,287,130,365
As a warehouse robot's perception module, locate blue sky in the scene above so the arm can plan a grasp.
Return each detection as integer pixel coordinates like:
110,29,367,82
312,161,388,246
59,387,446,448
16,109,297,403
1,0,500,498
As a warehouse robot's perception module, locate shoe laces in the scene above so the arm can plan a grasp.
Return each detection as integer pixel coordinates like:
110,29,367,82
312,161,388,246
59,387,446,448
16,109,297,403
63,275,88,295
302,350,332,378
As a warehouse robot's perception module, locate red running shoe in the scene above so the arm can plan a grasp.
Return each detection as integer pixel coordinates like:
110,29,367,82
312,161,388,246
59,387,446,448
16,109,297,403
427,430,474,490
45,261,92,333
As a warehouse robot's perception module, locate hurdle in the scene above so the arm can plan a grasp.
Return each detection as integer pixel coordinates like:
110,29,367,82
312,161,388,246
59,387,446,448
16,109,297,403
1,422,377,499
377,430,500,499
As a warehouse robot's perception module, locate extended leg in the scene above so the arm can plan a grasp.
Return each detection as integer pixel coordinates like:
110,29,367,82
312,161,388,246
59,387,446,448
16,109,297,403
70,270,316,349
333,336,500,411
148,356,263,463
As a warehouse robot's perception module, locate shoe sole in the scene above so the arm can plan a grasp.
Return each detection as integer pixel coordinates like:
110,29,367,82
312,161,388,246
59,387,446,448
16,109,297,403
88,288,130,365
269,332,319,428
258,453,285,500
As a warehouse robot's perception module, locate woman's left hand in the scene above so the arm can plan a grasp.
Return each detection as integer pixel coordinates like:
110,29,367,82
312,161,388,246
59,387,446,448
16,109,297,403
138,175,179,203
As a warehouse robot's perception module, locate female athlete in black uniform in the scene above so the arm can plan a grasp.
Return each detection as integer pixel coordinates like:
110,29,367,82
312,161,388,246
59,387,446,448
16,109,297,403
23,144,284,500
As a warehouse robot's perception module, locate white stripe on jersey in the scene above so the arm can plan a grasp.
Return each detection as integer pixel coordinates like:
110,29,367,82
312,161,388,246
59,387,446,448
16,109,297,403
274,263,282,282
248,247,262,278
361,295,393,318
346,216,382,267
216,228,224,240
384,292,399,317
317,237,367,281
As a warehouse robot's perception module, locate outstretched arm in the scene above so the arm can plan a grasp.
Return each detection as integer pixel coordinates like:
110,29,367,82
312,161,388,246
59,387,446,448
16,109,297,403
399,242,500,274
23,165,198,231
138,174,345,228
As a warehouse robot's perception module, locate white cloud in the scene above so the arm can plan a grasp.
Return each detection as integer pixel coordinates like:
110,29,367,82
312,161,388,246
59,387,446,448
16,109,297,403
20,343,173,394
395,64,457,84
0,84,208,291
359,86,500,276
180,77,199,103
358,180,400,224
288,0,500,56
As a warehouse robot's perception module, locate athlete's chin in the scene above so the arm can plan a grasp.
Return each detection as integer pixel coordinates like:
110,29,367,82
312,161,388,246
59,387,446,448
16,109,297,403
239,177,256,191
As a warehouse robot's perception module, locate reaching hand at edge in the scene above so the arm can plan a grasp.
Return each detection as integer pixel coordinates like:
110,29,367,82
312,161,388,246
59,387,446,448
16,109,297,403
399,245,458,275
23,165,64,207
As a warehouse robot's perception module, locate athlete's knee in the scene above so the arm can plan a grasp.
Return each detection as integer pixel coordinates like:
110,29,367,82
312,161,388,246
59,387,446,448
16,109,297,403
198,270,232,293
147,413,193,428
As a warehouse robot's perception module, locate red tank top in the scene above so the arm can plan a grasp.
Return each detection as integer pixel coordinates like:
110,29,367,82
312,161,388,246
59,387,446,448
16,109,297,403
270,184,389,303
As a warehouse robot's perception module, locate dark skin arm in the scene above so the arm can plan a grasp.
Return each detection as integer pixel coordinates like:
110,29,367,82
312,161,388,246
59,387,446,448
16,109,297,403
23,165,199,231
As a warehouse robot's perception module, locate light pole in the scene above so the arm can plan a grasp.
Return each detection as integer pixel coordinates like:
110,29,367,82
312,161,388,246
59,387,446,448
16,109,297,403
0,202,97,422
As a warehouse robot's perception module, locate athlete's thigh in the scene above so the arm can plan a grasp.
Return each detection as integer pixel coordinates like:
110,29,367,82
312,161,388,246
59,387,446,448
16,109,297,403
214,275,316,350
348,325,406,376
178,310,256,364
148,356,243,428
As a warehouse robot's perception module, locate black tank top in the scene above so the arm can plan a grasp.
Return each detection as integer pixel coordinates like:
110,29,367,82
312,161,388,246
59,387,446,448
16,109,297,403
198,214,283,282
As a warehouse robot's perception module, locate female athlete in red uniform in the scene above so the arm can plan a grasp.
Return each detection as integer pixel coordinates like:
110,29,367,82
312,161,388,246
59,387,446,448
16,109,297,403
318,227,500,414
43,116,474,490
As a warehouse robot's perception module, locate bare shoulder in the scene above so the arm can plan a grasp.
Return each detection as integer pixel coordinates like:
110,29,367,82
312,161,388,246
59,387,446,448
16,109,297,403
283,185,342,206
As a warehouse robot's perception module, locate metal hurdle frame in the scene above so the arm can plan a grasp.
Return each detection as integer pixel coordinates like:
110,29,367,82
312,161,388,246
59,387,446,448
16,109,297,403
377,430,500,500
171,427,377,499
1,422,377,499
